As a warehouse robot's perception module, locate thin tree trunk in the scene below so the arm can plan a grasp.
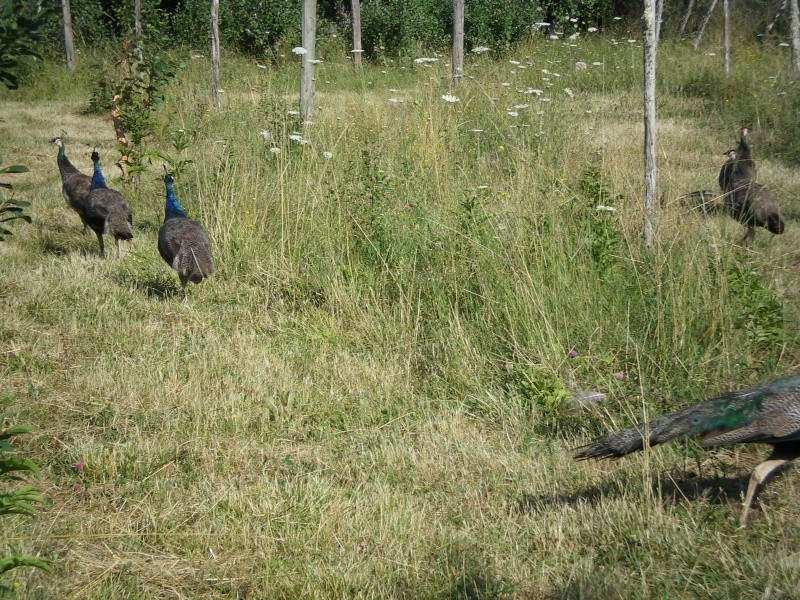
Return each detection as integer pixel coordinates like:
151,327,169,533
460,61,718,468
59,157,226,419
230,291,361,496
791,0,800,73
452,0,464,84
111,96,131,181
723,0,731,75
351,0,363,70
694,0,718,50
300,0,316,121
210,0,220,110
643,0,658,248
134,0,143,61
679,0,696,38
655,0,664,42
61,0,75,70
766,0,787,36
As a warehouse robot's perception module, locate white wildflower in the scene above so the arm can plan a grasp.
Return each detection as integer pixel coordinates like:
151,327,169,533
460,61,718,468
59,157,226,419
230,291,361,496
470,129,484,133
525,88,544,96
533,22,551,30
323,151,333,159
441,94,460,103
507,111,519,117
287,110,300,116
708,52,716,56
256,63,268,69
269,147,281,154
292,47,308,55
570,17,578,23
259,130,271,140
613,16,622,20
514,103,530,109
549,34,560,40
779,42,790,47
388,98,403,104
596,205,617,212
509,60,521,65
308,59,324,64
501,82,511,87
472,46,490,54
587,27,598,32
569,32,580,40
540,97,551,102
414,57,438,64
288,133,303,142
592,61,603,66
627,39,637,43
563,88,574,97
575,61,588,70
477,185,489,190
542,68,550,74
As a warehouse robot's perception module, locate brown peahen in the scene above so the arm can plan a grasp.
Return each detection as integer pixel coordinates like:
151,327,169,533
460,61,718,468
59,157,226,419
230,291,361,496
574,374,800,526
83,151,133,258
719,128,784,242
51,137,91,233
158,174,215,291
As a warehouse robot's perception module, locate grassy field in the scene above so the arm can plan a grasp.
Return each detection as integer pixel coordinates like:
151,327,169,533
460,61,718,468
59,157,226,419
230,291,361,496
2,29,800,598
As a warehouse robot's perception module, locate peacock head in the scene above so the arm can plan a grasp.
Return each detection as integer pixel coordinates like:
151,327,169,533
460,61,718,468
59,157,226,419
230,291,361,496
51,137,64,150
164,173,175,187
91,151,100,163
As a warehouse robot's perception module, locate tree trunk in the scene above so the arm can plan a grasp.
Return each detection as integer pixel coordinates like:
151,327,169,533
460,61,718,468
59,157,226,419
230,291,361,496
723,0,731,75
694,0,718,50
134,0,143,61
301,0,316,121
643,0,658,249
351,0,363,70
452,0,464,84
210,0,220,110
679,0,696,38
61,0,75,71
111,96,131,181
766,0,787,36
791,0,800,73
655,0,664,42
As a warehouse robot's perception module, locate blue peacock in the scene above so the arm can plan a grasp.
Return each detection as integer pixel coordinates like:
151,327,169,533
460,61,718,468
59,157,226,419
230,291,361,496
158,174,215,291
575,374,800,526
83,151,133,257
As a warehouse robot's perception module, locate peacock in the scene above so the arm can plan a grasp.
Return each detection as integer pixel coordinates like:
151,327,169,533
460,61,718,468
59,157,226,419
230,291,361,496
719,128,784,242
158,174,215,291
51,137,91,232
83,151,133,258
574,374,800,526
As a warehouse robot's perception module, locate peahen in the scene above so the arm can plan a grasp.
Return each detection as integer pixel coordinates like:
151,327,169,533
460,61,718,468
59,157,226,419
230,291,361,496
83,151,133,258
574,374,800,526
51,137,91,233
719,128,784,242
158,174,215,291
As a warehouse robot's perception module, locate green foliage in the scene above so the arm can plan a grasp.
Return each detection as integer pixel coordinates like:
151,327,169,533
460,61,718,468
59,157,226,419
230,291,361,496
0,398,48,587
726,256,786,356
89,46,183,176
576,165,622,280
0,158,31,242
0,0,52,89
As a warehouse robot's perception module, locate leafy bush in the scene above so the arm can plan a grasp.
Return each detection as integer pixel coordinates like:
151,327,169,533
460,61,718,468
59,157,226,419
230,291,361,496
0,398,48,590
0,0,52,89
0,158,31,242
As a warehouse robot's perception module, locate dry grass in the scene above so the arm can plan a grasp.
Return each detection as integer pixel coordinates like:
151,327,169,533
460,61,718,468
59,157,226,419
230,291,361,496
2,34,800,599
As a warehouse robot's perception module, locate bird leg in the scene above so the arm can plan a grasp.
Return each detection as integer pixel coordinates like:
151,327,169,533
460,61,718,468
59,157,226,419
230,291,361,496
739,457,788,527
115,238,121,259
95,232,105,258
738,225,755,244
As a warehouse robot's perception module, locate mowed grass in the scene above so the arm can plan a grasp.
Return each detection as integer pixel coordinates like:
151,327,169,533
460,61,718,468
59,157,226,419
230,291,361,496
2,30,800,598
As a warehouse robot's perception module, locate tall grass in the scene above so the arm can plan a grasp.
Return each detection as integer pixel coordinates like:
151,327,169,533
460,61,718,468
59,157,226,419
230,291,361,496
1,30,799,598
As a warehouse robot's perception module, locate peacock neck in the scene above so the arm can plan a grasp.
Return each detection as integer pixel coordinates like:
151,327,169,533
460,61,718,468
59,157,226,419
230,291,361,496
91,160,107,189
164,183,187,220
